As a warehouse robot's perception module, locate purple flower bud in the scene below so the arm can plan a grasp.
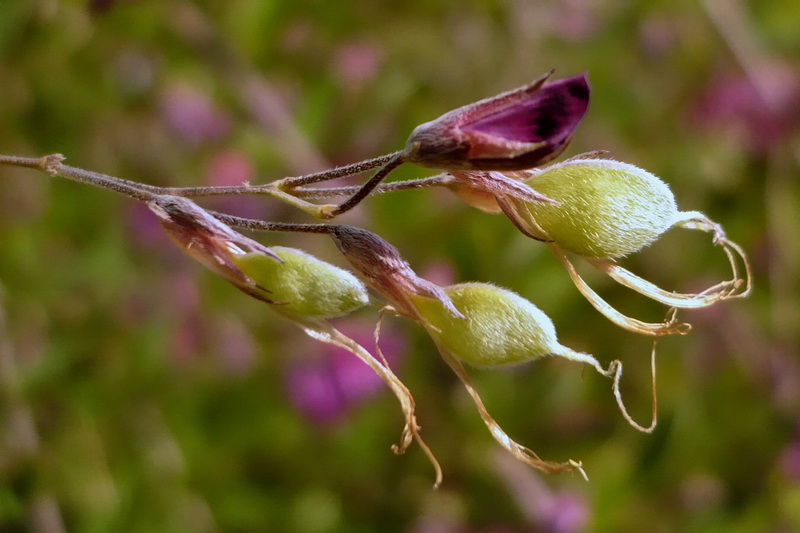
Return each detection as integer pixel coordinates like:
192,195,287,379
161,83,230,146
403,72,590,171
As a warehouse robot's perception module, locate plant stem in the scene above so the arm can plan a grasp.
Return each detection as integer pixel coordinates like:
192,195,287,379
321,153,405,218
292,174,450,199
210,211,341,234
1,151,413,199
0,154,157,202
279,150,403,188
1,152,417,218
149,152,405,198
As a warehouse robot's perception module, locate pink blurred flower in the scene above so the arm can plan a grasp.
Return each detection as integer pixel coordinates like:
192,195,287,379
204,149,255,187
539,492,589,533
690,66,800,154
554,0,601,42
160,83,231,145
420,261,458,288
126,203,181,255
493,450,589,532
203,149,268,220
283,320,406,426
213,317,258,377
333,42,383,93
780,442,800,483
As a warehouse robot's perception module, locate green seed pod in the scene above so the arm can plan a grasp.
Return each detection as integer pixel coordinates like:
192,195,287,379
233,246,369,318
410,283,566,366
523,159,679,258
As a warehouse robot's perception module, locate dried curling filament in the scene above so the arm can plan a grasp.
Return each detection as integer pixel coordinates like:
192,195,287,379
502,159,751,335
408,282,656,479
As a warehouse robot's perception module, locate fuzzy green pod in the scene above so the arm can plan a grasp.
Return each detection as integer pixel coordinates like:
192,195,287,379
524,159,679,258
410,283,563,366
233,246,369,318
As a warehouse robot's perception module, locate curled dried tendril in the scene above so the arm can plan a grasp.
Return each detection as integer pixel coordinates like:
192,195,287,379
547,243,692,336
542,207,751,336
502,194,750,336
585,211,751,309
294,315,443,488
421,324,658,480
374,281,659,482
431,336,589,480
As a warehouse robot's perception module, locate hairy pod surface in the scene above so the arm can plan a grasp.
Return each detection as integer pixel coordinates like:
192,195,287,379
233,246,369,318
410,283,561,366
524,159,678,258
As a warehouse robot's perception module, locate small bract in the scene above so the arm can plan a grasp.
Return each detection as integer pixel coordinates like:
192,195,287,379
523,159,678,258
233,246,369,318
410,283,565,366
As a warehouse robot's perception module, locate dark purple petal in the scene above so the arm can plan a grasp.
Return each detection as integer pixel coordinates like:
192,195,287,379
463,74,589,145
285,360,349,426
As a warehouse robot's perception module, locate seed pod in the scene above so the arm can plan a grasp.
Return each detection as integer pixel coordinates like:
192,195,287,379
233,246,369,318
410,282,580,366
523,159,679,258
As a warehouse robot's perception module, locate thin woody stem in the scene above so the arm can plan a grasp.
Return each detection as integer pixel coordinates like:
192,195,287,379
279,150,403,188
153,152,405,197
321,153,405,218
152,152,405,197
0,154,157,202
210,211,341,234
156,167,444,199
292,174,450,199
2,152,418,216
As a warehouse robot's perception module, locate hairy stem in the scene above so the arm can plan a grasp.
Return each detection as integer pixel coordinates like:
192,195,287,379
146,152,405,198
292,174,450,199
1,152,416,217
0,154,157,202
320,153,405,218
279,151,403,188
210,211,342,234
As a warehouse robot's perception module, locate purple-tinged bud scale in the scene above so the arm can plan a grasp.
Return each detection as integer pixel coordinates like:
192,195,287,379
330,225,464,320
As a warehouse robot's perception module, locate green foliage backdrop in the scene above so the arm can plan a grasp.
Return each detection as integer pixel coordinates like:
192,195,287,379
1,1,798,531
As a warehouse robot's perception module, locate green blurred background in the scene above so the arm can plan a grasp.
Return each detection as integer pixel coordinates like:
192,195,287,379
1,1,799,531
